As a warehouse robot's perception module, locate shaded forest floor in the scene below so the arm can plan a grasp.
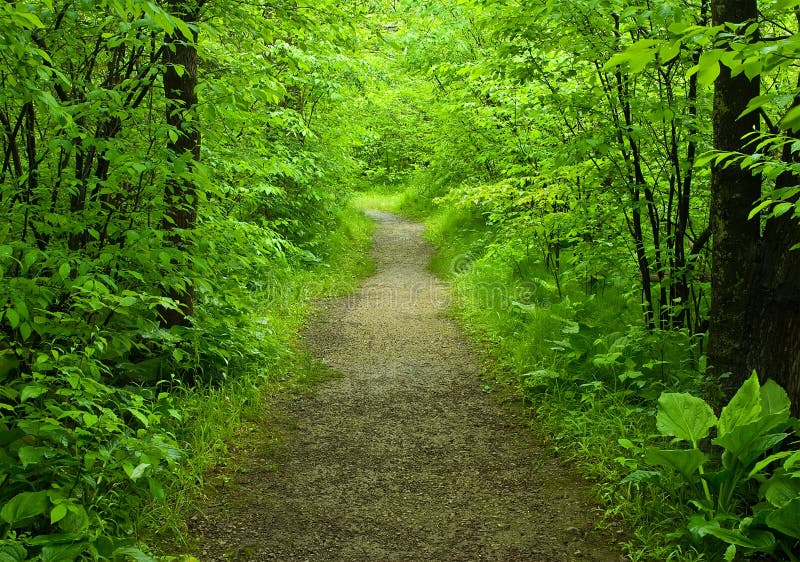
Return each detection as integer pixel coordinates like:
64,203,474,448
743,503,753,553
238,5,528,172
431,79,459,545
190,211,624,561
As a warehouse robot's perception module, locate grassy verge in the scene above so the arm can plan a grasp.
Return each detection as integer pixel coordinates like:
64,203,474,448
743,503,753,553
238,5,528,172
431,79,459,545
143,205,375,555
356,188,711,561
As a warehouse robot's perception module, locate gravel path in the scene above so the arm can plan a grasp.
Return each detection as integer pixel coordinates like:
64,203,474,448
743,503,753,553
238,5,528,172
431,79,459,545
191,211,622,561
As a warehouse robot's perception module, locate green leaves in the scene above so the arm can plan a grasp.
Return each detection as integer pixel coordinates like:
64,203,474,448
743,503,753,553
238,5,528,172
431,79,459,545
0,0,379,557
765,498,800,538
50,503,68,525
603,40,658,73
8,9,45,30
713,374,791,466
718,372,762,437
18,445,48,468
700,526,776,550
0,544,27,562
645,447,707,480
778,104,800,132
639,373,799,556
0,358,187,557
19,384,47,403
688,50,722,87
656,392,716,447
762,475,800,514
0,491,50,527
4,308,20,329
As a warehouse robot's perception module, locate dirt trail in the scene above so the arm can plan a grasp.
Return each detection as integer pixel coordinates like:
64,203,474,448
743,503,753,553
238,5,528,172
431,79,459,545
192,211,622,561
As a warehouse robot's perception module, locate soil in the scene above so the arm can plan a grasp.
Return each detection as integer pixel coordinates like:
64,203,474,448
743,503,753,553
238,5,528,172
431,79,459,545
190,211,624,561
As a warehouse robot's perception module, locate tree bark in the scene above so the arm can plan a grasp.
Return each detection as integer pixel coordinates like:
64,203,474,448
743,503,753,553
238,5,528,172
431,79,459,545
708,0,761,385
160,0,201,328
709,1,800,414
746,209,800,416
745,77,800,415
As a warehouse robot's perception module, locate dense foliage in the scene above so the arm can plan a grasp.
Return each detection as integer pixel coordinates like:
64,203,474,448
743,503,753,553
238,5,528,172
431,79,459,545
2,0,800,560
0,0,373,559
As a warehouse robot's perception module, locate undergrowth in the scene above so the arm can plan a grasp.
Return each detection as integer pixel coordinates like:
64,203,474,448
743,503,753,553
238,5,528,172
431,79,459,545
0,206,373,561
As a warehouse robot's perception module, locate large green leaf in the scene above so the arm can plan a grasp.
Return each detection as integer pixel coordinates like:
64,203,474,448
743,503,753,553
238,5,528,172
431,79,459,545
18,446,47,468
656,392,717,446
688,514,719,539
748,451,793,479
0,491,49,527
779,104,800,133
703,526,776,550
714,428,789,468
645,447,707,480
765,498,800,538
20,384,47,403
713,377,791,466
39,543,86,562
27,533,84,546
718,372,762,438
0,545,27,562
784,450,800,472
761,470,800,508
112,546,158,562
760,380,790,413
0,429,24,447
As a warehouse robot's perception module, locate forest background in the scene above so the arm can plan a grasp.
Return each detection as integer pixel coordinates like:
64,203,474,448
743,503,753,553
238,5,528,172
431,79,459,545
1,0,799,560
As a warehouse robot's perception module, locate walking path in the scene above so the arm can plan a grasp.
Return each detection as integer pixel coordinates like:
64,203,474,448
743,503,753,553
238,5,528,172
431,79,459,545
192,211,621,561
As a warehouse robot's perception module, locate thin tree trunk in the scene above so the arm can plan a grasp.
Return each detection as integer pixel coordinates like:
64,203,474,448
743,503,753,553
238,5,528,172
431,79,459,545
160,0,201,328
671,0,706,331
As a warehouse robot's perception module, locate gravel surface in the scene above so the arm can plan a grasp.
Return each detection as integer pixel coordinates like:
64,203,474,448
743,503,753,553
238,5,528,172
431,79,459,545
191,211,623,561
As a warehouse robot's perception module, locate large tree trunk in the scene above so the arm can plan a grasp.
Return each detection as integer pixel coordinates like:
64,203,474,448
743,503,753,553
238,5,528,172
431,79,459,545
746,69,800,415
160,0,201,328
710,0,800,414
708,0,761,387
747,213,800,416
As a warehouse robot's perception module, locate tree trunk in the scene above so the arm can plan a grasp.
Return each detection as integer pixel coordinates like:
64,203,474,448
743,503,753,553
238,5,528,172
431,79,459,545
746,65,800,415
160,0,201,328
747,212,800,416
709,1,800,413
708,0,761,385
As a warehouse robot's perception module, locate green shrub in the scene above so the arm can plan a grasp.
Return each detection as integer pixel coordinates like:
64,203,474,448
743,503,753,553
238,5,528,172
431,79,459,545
625,373,800,561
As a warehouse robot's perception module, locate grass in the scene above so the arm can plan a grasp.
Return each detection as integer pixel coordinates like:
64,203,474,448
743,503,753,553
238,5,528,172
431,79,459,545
352,170,445,219
142,205,375,555
353,191,405,213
